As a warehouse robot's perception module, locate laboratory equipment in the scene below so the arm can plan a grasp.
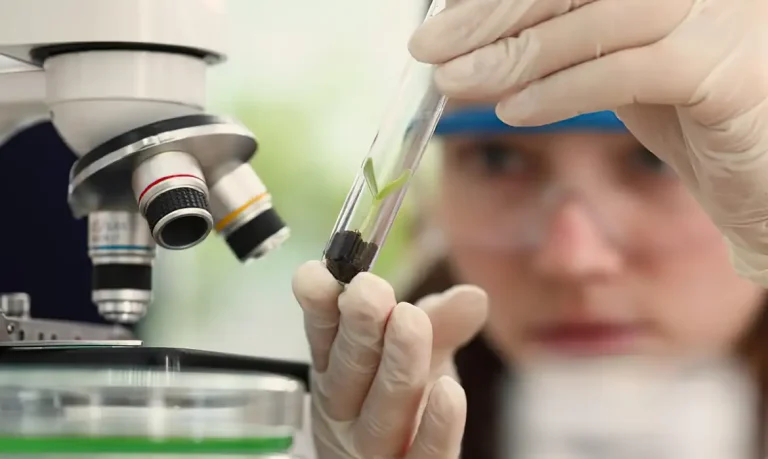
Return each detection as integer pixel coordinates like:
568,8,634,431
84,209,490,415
0,0,290,325
0,347,308,458
0,300,311,456
0,2,309,456
323,0,447,283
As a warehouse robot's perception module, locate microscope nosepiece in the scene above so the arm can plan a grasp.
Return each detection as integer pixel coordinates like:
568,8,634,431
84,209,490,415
132,151,214,250
209,164,290,261
88,211,156,324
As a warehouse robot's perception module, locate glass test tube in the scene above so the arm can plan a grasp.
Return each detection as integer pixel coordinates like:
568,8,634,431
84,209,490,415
323,0,447,284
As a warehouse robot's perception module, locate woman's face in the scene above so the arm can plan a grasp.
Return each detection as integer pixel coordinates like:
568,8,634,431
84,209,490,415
438,130,764,364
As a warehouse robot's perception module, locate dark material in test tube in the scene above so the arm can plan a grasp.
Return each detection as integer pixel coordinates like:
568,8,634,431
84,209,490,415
324,230,378,284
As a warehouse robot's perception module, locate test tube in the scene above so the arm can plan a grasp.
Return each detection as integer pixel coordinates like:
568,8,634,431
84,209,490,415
323,0,447,284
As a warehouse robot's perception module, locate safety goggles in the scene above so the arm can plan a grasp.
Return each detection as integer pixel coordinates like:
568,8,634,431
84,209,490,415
430,108,712,255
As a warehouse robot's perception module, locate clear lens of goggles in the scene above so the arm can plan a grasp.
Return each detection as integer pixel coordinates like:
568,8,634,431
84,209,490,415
431,107,718,256
439,180,716,255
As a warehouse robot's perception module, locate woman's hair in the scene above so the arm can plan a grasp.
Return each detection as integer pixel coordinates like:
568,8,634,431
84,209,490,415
402,259,768,459
738,298,768,455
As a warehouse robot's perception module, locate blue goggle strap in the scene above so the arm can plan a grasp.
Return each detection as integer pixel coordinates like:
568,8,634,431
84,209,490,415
433,107,627,136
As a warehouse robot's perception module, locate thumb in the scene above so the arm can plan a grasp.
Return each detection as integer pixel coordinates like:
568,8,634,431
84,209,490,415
417,285,489,365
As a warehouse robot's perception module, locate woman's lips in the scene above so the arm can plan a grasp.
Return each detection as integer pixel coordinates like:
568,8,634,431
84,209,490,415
528,322,649,355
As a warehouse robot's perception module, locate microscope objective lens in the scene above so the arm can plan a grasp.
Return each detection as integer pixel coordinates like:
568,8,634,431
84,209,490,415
208,164,290,262
132,151,214,250
88,211,156,324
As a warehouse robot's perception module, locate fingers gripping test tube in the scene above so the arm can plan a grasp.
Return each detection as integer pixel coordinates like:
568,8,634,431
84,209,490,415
323,0,447,284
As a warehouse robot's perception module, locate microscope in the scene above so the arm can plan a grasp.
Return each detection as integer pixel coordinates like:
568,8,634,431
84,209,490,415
0,1,308,455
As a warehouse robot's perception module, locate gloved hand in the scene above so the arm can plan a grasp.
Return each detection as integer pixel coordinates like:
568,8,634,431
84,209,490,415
292,261,488,458
409,0,768,286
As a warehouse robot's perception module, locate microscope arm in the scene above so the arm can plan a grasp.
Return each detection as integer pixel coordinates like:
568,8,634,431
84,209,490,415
0,0,228,155
0,67,47,144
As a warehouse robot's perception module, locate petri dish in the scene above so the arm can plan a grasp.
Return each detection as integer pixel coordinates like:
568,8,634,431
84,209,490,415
0,365,305,457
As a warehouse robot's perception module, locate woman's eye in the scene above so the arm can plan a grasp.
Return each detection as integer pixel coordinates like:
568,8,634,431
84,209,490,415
477,142,525,174
633,146,670,174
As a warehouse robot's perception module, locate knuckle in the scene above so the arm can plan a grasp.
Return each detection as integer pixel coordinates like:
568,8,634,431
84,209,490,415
337,299,389,328
304,310,339,328
383,370,422,394
424,379,466,426
436,35,533,98
334,322,384,364
420,442,443,457
382,358,423,392
507,30,541,85
451,1,498,46
353,416,406,458
338,273,396,323
366,415,396,442
388,303,432,348
379,307,432,391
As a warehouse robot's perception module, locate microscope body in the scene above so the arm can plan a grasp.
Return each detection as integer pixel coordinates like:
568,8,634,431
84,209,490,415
0,0,289,333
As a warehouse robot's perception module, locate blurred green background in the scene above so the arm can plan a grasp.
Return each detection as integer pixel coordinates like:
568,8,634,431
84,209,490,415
141,0,428,363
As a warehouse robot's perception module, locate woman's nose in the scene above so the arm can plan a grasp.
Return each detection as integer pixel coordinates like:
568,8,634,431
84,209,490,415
532,200,623,280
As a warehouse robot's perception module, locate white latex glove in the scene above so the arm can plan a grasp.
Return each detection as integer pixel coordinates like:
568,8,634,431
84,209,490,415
292,261,488,458
409,0,768,286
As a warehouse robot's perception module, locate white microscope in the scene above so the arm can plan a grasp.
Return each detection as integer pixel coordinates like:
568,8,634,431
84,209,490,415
0,2,307,456
0,0,289,329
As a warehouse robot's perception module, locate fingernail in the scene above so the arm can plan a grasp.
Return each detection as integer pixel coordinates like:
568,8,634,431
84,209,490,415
497,90,536,125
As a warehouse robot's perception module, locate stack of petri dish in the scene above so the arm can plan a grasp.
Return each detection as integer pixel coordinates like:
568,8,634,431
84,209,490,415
0,362,305,458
